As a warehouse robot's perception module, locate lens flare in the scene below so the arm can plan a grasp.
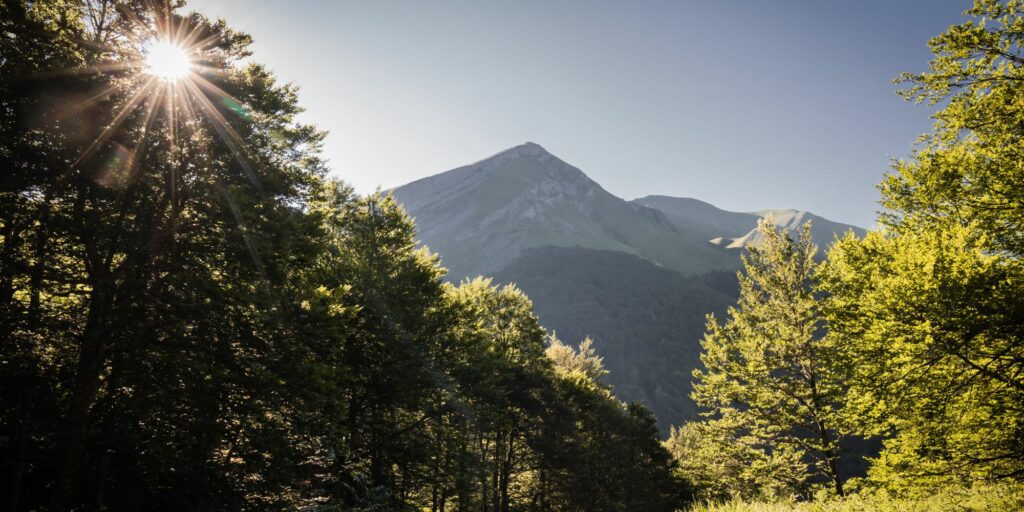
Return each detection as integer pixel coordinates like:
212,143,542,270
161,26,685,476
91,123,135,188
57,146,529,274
144,40,192,80
69,17,262,202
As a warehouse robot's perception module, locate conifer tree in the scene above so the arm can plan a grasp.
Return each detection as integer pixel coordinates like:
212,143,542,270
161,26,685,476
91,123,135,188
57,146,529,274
690,218,850,499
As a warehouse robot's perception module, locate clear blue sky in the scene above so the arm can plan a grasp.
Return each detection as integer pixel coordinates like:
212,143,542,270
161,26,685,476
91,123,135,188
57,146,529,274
188,0,968,227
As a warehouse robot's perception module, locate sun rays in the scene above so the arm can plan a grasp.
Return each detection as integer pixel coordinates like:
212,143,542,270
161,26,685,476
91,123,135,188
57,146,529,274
47,1,274,277
65,3,256,196
143,40,192,81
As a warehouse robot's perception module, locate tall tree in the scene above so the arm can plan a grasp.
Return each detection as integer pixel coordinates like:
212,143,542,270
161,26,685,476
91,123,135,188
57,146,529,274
818,0,1024,490
821,224,1024,490
1,1,330,508
689,219,851,499
444,278,550,512
307,185,453,508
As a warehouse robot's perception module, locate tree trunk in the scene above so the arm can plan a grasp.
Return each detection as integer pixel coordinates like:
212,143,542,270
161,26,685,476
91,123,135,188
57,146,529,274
815,417,844,497
0,221,23,309
491,429,502,512
500,429,514,512
6,387,31,512
51,283,114,509
826,447,844,497
26,196,50,331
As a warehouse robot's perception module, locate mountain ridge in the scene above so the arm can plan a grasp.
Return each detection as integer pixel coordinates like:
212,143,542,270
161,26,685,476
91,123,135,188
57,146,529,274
392,142,733,280
632,195,866,252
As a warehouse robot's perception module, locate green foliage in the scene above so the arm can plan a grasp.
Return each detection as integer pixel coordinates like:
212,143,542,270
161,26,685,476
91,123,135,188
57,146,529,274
666,420,807,503
682,219,852,501
546,334,609,386
887,0,1024,256
684,482,1024,512
2,1,329,508
814,0,1024,493
819,222,1024,490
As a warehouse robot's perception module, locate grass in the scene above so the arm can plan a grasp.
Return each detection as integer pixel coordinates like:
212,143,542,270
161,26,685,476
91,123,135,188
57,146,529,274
686,483,1024,512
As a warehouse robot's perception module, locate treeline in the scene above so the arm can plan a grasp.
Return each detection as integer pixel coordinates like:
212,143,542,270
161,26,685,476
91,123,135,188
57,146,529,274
0,2,687,510
667,0,1024,504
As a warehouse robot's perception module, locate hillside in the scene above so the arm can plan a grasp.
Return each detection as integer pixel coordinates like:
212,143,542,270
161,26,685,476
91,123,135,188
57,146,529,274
492,247,737,430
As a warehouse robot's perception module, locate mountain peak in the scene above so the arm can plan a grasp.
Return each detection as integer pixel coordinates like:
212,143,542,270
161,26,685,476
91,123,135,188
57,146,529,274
474,141,552,165
393,143,731,279
521,141,545,152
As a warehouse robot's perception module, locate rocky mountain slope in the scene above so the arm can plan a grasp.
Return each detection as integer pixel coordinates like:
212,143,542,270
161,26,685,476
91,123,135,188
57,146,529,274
392,142,731,280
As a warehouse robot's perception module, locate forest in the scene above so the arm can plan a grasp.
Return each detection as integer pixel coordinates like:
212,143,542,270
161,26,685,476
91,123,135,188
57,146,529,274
1,1,1023,511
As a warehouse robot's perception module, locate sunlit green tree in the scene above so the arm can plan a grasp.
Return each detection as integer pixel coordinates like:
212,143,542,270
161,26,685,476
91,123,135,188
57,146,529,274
817,0,1024,492
886,0,1024,257
689,219,851,500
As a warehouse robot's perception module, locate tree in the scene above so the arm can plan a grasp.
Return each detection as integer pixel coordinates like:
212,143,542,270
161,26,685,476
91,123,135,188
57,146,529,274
820,223,1024,490
886,0,1024,257
443,277,550,512
665,419,805,502
546,334,608,385
816,0,1024,491
299,184,455,508
539,334,689,511
689,218,851,500
1,1,331,508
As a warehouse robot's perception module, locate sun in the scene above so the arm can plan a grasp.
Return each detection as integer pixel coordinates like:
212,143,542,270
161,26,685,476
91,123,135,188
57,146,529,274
144,40,192,81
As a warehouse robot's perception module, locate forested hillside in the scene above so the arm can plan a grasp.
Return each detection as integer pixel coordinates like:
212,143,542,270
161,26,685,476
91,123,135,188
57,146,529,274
493,247,736,430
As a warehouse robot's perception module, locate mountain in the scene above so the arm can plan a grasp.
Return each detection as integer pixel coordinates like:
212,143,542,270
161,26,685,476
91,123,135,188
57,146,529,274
633,195,867,252
392,142,731,280
392,143,864,431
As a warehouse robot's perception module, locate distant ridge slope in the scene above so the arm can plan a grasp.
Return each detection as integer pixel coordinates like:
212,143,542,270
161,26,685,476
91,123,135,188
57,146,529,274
492,246,736,430
633,195,866,252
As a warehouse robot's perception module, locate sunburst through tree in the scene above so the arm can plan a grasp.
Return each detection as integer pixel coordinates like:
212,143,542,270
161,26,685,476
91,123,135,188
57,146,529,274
67,1,264,193
1,1,329,508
